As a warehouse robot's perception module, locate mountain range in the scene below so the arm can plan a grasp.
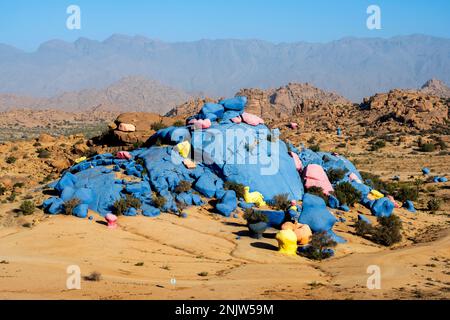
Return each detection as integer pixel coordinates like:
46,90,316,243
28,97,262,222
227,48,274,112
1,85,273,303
1,34,449,101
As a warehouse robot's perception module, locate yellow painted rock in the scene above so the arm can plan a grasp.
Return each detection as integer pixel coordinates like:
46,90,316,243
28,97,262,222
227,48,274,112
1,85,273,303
276,229,298,255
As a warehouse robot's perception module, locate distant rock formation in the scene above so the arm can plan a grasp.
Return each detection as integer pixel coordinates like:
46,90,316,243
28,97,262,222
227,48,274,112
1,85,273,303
360,89,449,131
420,78,450,99
0,76,192,114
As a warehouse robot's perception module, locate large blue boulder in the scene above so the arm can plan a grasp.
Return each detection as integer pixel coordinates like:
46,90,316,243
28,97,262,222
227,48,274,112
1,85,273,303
72,204,89,218
216,190,237,217
371,197,394,217
55,172,78,193
200,103,224,121
219,96,247,111
253,209,285,229
403,200,416,213
299,194,337,233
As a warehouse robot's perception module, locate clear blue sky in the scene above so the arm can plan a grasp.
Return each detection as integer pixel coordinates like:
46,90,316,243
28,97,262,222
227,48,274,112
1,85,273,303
1,0,449,51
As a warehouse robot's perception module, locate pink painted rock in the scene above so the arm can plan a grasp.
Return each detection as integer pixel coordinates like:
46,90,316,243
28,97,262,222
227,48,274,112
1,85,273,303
105,213,118,229
387,195,400,208
289,152,303,172
303,164,334,195
189,118,212,130
349,172,362,183
231,116,242,124
118,123,136,132
290,122,298,129
116,151,132,160
241,112,264,126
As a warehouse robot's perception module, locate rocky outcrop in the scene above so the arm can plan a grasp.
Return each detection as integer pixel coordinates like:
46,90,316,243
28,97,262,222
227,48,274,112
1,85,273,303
360,90,449,131
420,79,450,99
110,112,184,145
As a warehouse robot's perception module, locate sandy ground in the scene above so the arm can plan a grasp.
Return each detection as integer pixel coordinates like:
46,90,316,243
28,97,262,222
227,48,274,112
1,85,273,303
0,131,449,300
0,203,449,300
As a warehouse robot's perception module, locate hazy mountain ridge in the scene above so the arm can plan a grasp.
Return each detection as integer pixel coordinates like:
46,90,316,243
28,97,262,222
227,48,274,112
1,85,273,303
0,76,192,114
1,34,449,101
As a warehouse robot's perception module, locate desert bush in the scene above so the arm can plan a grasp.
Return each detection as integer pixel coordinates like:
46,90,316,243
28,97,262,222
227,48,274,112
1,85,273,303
272,193,290,211
298,231,337,261
5,156,17,164
305,186,329,203
427,199,441,213
113,195,142,215
243,209,268,224
174,180,192,194
309,144,321,152
19,200,35,215
337,143,347,148
152,194,166,209
394,183,419,202
37,148,51,159
172,120,185,127
64,198,81,215
420,143,435,153
150,122,167,131
370,140,386,151
83,272,101,281
13,182,25,189
224,181,246,199
334,182,361,206
355,215,403,246
354,219,373,237
0,184,6,195
326,168,348,184
33,142,42,147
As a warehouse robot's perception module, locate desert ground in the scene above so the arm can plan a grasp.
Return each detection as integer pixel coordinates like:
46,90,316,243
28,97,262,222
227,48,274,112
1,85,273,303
0,129,449,300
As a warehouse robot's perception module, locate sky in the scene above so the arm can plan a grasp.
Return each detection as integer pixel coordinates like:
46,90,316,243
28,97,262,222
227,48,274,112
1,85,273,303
0,0,449,51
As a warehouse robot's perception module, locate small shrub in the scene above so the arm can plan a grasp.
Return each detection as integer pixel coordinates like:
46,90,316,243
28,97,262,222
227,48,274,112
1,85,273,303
151,122,167,131
395,184,418,202
5,156,17,164
19,200,35,215
420,143,435,153
354,220,373,237
355,215,403,246
113,195,142,215
134,262,144,267
37,149,51,159
172,120,185,127
334,182,361,206
326,168,348,184
198,272,208,277
224,181,246,199
298,231,337,261
0,184,6,195
174,180,192,194
152,194,166,209
372,215,403,246
305,186,329,203
83,272,101,282
13,182,25,189
243,209,268,224
64,198,81,215
309,144,321,152
427,199,441,212
272,193,290,211
370,140,386,151
33,142,42,147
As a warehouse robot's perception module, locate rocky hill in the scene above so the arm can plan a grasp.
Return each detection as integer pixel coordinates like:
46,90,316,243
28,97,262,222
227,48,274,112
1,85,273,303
420,78,450,99
0,76,192,114
166,82,352,120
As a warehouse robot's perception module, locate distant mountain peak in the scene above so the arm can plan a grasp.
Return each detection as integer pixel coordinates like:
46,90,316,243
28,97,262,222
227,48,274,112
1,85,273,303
420,78,450,98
